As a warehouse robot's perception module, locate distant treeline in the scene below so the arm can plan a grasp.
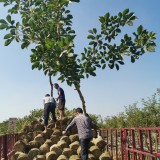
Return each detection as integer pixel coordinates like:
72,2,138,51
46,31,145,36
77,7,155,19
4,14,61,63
1,89,160,135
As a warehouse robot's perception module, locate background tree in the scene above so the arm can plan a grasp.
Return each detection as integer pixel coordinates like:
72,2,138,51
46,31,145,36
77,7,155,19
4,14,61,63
103,88,160,128
0,0,156,114
0,89,160,134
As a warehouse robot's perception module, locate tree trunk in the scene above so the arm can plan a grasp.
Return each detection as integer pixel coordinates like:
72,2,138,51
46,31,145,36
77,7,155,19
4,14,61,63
74,83,87,115
49,75,53,96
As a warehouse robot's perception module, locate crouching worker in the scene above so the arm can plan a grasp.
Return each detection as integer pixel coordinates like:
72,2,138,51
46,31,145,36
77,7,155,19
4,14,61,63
43,94,57,133
62,108,93,160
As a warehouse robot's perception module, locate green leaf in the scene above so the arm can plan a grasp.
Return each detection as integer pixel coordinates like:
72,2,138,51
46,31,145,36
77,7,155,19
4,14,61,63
102,64,106,69
86,73,89,78
88,30,93,34
117,61,124,65
66,27,71,31
6,15,11,23
115,64,119,70
67,14,73,19
137,25,143,35
69,0,80,2
11,20,15,25
89,41,96,45
0,24,8,29
81,54,85,60
44,69,48,75
127,21,133,26
95,64,101,68
4,33,13,39
21,42,27,49
10,29,15,35
38,64,42,70
32,61,40,70
108,63,114,69
147,45,155,52
4,38,13,46
0,19,7,24
118,12,122,18
99,16,105,23
123,9,129,15
101,59,105,64
130,15,137,21
104,13,110,20
93,28,97,34
131,56,135,63
87,35,95,40
68,30,75,34
90,72,96,76
116,28,121,33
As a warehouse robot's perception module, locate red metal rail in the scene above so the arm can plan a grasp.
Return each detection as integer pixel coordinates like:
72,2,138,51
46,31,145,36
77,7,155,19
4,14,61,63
0,134,18,160
1,128,160,160
100,127,160,160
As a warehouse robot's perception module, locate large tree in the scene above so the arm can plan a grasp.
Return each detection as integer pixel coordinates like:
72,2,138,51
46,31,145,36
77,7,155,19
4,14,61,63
0,0,156,114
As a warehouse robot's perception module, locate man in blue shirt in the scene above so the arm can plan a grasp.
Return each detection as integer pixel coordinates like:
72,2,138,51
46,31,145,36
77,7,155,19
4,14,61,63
53,83,65,120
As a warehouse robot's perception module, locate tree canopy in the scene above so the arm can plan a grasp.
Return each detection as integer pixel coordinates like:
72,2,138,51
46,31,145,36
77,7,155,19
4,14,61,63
0,0,156,113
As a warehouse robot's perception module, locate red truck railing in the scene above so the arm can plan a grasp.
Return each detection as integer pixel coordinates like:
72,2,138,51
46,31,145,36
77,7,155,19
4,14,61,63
0,134,18,160
1,128,160,160
100,127,160,160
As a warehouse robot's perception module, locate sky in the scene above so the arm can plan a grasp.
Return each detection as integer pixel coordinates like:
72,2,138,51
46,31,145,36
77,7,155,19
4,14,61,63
0,0,160,122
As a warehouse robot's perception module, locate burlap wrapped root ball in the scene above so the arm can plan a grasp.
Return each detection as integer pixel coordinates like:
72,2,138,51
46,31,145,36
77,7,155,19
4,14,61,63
34,134,45,145
61,117,70,125
13,140,27,152
17,152,29,160
34,154,46,160
42,128,53,139
33,130,43,138
88,153,96,160
47,122,55,129
57,140,68,149
89,140,95,148
69,134,79,143
89,145,102,159
30,120,39,126
62,148,73,158
69,141,79,154
28,148,40,160
60,135,71,145
92,136,106,151
77,146,81,156
69,155,81,160
57,155,68,160
39,143,50,155
12,151,23,160
99,151,112,160
50,135,60,144
77,146,95,160
18,133,32,142
34,123,45,131
27,132,34,141
21,125,32,133
46,151,58,160
44,139,54,147
52,129,62,137
28,140,41,149
50,144,62,156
